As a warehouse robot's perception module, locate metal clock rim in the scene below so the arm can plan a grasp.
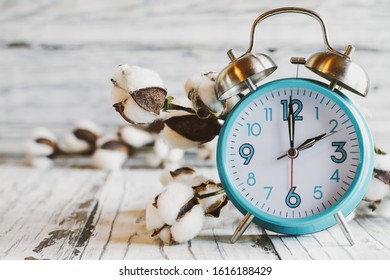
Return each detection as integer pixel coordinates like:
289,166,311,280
217,78,374,235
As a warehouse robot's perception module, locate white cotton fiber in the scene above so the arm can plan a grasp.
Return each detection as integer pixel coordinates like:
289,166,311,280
111,86,129,105
170,205,204,243
32,127,57,142
25,141,54,157
75,119,103,137
91,149,127,170
159,126,198,150
375,197,390,218
156,182,194,225
364,177,389,201
119,125,155,148
59,133,90,153
375,153,390,171
122,96,158,124
112,64,164,92
145,203,166,231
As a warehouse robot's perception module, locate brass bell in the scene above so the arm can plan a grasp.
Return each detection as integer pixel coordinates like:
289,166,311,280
305,45,369,97
215,49,277,100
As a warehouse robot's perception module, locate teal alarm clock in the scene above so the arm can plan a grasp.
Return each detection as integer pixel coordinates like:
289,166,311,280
214,7,374,244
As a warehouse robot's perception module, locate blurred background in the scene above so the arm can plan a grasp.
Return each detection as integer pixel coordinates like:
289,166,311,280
0,0,389,161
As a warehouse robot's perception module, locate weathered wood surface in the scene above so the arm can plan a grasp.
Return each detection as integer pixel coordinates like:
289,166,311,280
0,0,390,260
1,164,390,260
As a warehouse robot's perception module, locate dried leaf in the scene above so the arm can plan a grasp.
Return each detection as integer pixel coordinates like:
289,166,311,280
170,167,196,178
113,100,135,125
35,138,58,157
205,195,229,218
176,196,200,221
101,140,132,154
374,169,390,185
152,194,159,208
73,129,98,146
131,87,167,115
164,115,221,143
192,180,218,193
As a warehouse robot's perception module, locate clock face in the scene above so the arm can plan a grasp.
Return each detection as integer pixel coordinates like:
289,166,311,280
217,78,374,234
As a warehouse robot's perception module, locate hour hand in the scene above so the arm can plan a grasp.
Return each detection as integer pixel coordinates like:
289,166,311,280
277,131,335,160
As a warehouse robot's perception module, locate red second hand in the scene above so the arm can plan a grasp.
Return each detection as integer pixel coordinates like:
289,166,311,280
290,158,294,189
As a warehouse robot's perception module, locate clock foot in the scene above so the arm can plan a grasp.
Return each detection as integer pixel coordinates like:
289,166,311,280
231,213,254,243
334,211,355,246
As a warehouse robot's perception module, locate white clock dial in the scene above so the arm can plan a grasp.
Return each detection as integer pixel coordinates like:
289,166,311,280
224,86,361,218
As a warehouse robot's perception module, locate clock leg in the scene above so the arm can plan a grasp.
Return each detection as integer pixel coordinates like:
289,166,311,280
334,211,355,246
231,213,255,243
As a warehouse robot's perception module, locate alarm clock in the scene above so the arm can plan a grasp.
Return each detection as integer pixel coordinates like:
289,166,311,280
215,7,374,245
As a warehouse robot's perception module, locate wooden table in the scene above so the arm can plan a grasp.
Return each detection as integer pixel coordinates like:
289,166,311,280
1,161,390,260
1,0,390,261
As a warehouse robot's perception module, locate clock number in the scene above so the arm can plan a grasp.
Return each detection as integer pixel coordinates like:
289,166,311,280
330,169,340,182
281,99,303,121
264,108,273,121
264,186,273,200
239,143,254,165
246,122,262,136
247,172,256,186
331,142,347,163
285,187,301,208
313,186,323,200
315,106,319,120
329,119,338,133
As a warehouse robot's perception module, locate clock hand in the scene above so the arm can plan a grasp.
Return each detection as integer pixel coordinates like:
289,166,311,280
288,96,295,148
277,131,337,160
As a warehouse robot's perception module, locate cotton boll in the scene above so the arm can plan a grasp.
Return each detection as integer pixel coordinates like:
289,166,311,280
364,177,389,201
375,153,390,171
32,127,57,143
92,149,128,170
375,197,390,218
118,125,156,148
111,86,129,105
145,203,166,231
170,205,204,243
184,74,205,96
59,133,90,153
75,120,103,138
111,64,165,92
26,141,54,157
156,182,194,225
159,126,198,150
198,79,225,115
92,135,130,170
117,96,159,124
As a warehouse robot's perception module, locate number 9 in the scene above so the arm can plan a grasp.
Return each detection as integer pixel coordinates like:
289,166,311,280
239,143,254,165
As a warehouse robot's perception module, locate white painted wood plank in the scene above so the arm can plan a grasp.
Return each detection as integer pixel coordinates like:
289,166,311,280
76,168,280,259
269,217,390,260
0,165,107,260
